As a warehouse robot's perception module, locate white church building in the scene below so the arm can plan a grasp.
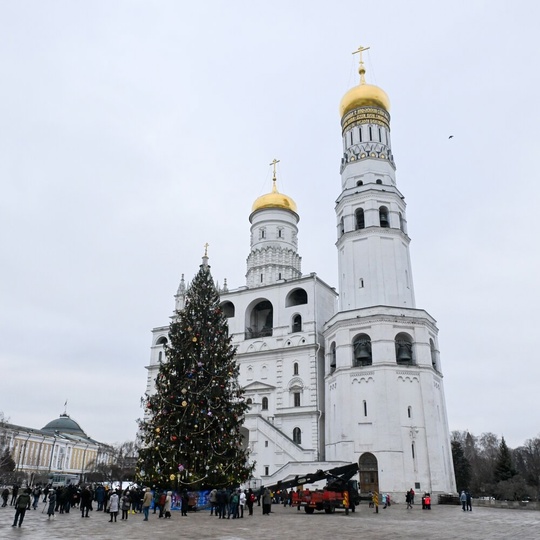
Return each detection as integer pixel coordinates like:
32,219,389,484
145,53,456,498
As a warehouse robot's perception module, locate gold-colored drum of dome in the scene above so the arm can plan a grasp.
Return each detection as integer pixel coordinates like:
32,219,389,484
339,83,390,118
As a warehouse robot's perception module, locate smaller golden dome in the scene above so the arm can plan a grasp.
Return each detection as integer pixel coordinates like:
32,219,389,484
252,179,297,213
340,83,390,117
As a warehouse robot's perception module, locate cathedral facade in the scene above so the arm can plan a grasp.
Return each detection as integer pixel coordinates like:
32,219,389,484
145,56,456,498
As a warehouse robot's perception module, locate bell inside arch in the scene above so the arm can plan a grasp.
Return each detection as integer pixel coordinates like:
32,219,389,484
354,340,372,365
396,341,412,363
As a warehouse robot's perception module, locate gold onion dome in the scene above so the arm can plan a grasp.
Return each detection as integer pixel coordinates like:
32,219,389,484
339,46,390,117
252,178,297,213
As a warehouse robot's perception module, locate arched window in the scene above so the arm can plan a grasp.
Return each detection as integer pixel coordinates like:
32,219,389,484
363,400,368,417
246,398,253,406
156,336,168,346
399,212,405,233
408,406,412,418
286,289,308,307
330,342,336,373
261,397,269,410
292,314,302,333
355,208,365,230
293,362,299,376
430,339,437,370
293,427,302,444
379,206,389,228
221,301,235,318
356,180,363,186
158,351,162,363
395,332,414,365
376,178,383,185
246,300,273,338
353,333,372,366
340,217,345,236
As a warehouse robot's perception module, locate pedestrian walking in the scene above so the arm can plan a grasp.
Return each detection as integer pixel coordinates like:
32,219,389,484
239,490,246,518
406,490,413,509
262,487,272,515
121,491,131,520
164,491,172,518
31,486,41,509
142,487,152,521
1,487,9,507
10,484,19,506
466,491,472,511
80,486,92,518
209,487,218,516
47,489,56,519
108,491,119,522
12,487,31,527
181,489,189,516
460,490,467,511
246,489,255,516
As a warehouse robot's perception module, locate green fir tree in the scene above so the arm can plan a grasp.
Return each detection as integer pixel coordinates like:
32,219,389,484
451,439,471,491
494,436,516,483
137,259,254,489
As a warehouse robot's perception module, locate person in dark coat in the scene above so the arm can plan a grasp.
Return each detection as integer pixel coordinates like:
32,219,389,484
12,488,31,527
95,485,105,511
47,489,57,519
216,488,227,519
181,489,189,516
80,486,93,517
1,487,9,507
10,484,19,506
262,487,272,515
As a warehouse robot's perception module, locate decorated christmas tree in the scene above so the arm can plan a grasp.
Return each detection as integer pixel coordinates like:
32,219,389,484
137,255,254,488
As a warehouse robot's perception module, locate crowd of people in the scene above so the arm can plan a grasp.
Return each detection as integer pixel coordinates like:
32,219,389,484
1,481,471,528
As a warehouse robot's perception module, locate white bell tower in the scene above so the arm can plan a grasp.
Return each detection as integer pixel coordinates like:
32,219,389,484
324,47,456,498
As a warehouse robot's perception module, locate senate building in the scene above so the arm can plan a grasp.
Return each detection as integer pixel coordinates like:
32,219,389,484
145,50,456,499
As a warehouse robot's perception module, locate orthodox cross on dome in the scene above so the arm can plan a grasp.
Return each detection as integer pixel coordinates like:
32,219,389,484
202,243,209,267
269,158,280,192
352,45,370,84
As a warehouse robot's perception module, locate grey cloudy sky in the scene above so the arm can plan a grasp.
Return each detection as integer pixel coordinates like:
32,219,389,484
1,1,538,448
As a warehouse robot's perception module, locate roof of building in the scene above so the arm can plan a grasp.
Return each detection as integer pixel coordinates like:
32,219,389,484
42,414,87,436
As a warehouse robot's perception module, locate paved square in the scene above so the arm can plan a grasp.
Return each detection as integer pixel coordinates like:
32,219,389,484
1,501,539,539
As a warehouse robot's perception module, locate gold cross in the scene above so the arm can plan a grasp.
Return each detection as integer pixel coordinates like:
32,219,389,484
270,158,280,180
352,45,370,83
204,242,209,257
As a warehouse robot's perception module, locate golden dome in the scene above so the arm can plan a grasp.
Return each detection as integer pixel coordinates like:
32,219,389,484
340,83,390,117
340,45,390,117
252,179,297,213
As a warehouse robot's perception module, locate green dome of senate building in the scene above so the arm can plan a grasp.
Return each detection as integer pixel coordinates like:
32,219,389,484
42,414,87,436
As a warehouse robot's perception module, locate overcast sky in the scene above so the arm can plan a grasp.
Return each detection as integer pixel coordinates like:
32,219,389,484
1,1,538,449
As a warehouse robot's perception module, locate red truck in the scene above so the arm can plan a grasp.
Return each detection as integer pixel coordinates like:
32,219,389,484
266,463,361,514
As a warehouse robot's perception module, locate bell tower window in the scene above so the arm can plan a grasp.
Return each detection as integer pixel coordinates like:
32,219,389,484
395,333,414,365
292,314,302,333
353,333,372,366
379,206,389,228
355,208,365,230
